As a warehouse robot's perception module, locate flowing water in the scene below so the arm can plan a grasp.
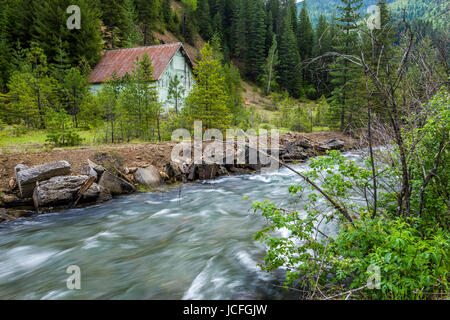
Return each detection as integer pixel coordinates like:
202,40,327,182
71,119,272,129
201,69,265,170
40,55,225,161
0,151,365,300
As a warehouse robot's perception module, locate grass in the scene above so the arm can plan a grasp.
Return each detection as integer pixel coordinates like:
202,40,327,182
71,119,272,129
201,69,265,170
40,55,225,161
0,127,102,153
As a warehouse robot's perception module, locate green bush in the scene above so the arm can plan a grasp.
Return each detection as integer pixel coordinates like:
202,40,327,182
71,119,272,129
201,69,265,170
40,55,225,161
253,145,449,299
45,109,83,147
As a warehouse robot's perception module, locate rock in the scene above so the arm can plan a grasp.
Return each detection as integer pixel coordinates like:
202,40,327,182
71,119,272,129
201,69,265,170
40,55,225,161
283,142,309,161
0,208,16,223
15,161,71,198
134,166,164,188
33,175,109,208
164,161,186,181
186,162,220,181
125,167,138,174
196,163,220,180
9,178,16,190
159,171,170,180
87,159,105,174
97,185,113,203
318,138,345,151
1,193,33,207
295,139,312,149
98,170,136,195
12,210,33,218
14,164,29,175
81,163,98,181
218,166,228,176
228,166,251,175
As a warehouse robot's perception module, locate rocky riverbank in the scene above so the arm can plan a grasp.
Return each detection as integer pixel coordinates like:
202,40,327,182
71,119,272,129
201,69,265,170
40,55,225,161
0,132,358,223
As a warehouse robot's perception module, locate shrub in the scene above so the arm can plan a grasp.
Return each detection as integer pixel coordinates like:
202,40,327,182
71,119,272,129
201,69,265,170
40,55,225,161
45,109,83,147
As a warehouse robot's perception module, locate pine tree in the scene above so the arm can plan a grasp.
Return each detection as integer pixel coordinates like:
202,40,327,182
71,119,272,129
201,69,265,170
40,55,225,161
288,0,298,35
162,0,172,24
247,0,266,81
98,73,120,143
223,62,244,126
197,0,213,40
329,0,363,132
264,34,279,95
277,11,301,97
267,0,281,35
297,1,314,61
168,74,185,114
132,53,160,140
186,43,231,130
0,0,13,91
312,14,332,96
136,0,162,45
232,0,247,60
63,67,87,128
99,0,124,48
121,0,142,47
32,0,102,67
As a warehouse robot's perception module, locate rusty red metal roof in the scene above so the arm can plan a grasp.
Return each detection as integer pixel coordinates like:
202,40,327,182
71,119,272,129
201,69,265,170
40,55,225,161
89,42,192,83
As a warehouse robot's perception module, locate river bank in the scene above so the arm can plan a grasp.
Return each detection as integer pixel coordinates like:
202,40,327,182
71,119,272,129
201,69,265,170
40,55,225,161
0,132,358,223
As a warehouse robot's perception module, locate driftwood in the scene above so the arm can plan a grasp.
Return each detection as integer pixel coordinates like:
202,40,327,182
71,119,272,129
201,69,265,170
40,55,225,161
71,176,96,208
113,165,137,191
33,181,40,214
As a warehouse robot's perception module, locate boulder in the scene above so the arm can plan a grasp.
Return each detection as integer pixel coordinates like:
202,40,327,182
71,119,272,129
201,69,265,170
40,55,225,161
81,163,98,181
187,162,220,181
15,161,71,198
33,175,110,208
14,164,29,175
164,161,188,181
283,142,310,161
218,165,228,176
134,166,164,188
318,138,345,151
295,139,312,149
98,170,136,195
87,159,106,175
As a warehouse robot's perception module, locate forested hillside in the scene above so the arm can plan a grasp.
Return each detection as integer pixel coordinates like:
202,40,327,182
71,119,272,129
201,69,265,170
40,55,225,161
0,0,448,146
297,0,449,29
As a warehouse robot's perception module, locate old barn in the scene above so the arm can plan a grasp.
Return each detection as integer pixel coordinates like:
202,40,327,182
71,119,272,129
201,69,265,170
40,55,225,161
88,42,194,111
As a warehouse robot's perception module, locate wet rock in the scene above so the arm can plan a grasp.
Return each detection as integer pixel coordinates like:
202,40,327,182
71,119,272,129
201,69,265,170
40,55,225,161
134,166,164,188
12,210,33,218
228,166,251,175
33,175,109,208
15,161,71,198
197,163,220,180
1,192,33,208
98,170,136,195
0,208,16,223
218,165,228,176
187,162,220,181
165,161,187,181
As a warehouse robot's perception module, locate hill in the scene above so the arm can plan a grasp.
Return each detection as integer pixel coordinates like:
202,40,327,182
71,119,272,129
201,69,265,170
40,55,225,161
297,0,449,30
